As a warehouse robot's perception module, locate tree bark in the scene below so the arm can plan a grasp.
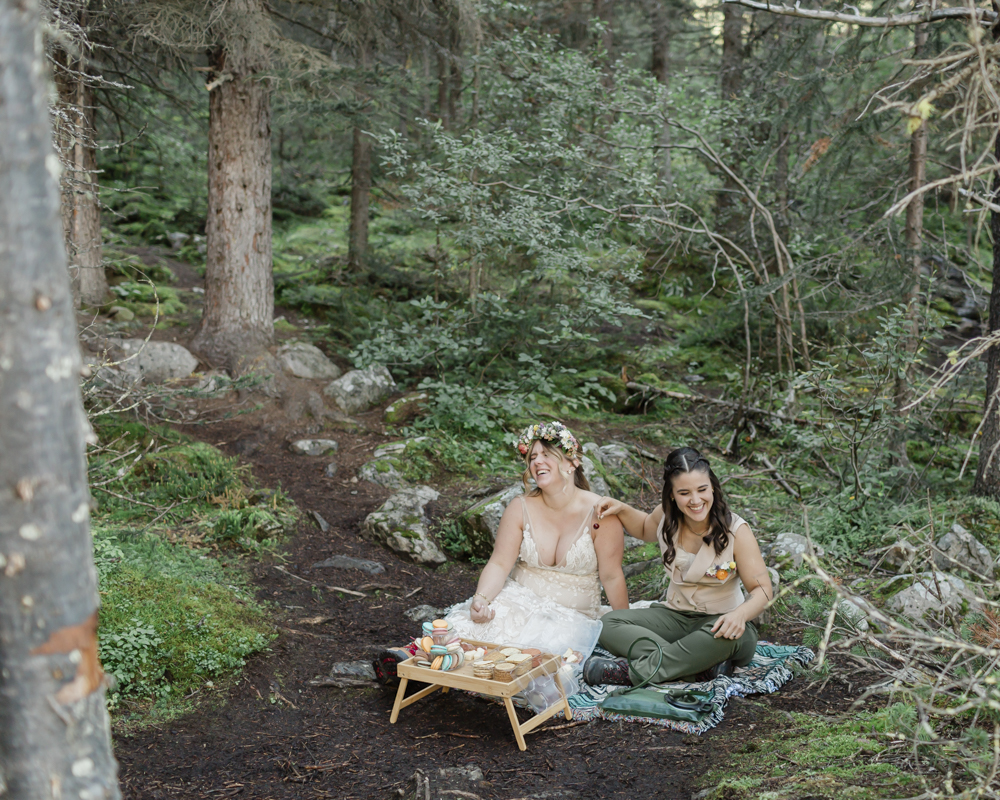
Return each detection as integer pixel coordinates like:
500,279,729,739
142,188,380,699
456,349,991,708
973,111,1000,496
895,21,929,411
718,4,745,232
650,0,672,185
436,53,450,129
191,52,274,371
0,0,120,796
721,4,744,99
348,125,372,269
53,37,107,307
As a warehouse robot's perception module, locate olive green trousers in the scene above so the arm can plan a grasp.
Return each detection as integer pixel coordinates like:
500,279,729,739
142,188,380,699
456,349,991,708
598,605,758,685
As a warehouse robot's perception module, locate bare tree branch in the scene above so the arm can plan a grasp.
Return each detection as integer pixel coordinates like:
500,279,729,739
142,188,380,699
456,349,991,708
721,0,995,28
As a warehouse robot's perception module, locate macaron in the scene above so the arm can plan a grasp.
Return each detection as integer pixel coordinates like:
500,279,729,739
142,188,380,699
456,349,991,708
432,619,449,629
430,645,449,656
431,656,443,670
420,636,434,653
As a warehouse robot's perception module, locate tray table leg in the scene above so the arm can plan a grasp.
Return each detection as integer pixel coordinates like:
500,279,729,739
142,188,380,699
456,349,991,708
390,678,408,723
390,679,443,724
503,697,528,751
554,669,573,720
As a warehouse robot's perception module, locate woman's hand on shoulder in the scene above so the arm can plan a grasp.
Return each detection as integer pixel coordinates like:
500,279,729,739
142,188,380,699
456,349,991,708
595,495,628,520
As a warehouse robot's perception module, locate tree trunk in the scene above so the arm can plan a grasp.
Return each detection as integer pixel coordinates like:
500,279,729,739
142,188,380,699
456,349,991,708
718,4,745,233
191,54,274,371
721,4,744,99
436,53,450,129
348,125,372,269
0,0,120,796
650,0,672,185
448,57,462,129
54,39,107,307
973,117,1000,496
895,21,929,411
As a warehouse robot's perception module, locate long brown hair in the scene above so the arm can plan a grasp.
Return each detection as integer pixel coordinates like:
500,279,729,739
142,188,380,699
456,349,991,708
660,447,732,567
521,440,591,496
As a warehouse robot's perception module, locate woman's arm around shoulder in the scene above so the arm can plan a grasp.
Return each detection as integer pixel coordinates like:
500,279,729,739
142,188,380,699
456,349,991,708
592,512,628,610
594,497,663,543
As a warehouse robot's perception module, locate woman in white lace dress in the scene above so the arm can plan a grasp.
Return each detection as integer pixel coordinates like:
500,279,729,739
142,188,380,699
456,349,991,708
372,421,628,685
445,422,627,656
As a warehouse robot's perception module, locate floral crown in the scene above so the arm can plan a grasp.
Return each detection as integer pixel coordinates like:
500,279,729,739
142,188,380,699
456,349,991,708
516,421,581,460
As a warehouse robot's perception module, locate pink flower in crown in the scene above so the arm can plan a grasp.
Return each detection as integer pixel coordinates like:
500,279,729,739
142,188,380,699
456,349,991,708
518,443,528,454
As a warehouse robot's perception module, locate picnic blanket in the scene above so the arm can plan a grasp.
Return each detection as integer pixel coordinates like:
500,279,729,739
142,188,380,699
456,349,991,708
566,641,815,734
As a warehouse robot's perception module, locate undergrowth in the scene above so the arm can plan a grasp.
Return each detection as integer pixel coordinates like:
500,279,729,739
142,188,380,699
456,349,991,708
697,703,926,800
89,415,292,723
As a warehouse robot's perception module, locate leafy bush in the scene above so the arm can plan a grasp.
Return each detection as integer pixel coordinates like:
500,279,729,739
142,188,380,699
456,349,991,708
97,534,274,711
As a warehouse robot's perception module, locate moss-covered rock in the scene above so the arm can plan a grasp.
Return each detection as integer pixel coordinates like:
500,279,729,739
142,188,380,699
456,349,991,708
362,486,446,565
385,392,429,426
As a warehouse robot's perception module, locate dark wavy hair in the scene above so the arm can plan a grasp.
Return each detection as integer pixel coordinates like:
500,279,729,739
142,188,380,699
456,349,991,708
659,447,733,568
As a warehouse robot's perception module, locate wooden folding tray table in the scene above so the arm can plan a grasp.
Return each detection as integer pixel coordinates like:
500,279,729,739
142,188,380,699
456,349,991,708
389,643,573,751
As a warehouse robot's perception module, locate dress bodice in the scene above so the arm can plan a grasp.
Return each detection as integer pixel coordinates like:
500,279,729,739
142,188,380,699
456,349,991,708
518,499,599,575
510,497,601,617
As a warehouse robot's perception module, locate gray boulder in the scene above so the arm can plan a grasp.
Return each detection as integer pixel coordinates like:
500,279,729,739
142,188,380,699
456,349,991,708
362,485,446,565
373,437,427,459
767,532,825,569
311,555,386,575
289,439,339,457
358,458,409,489
324,365,396,414
599,442,634,470
90,358,142,390
887,571,980,621
579,454,609,496
883,540,918,573
836,598,870,632
460,483,524,546
277,342,342,381
310,661,376,688
119,339,199,383
384,392,429,425
404,604,448,623
933,524,994,577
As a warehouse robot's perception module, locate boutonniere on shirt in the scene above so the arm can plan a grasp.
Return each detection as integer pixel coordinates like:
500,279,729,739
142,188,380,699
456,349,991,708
706,561,737,580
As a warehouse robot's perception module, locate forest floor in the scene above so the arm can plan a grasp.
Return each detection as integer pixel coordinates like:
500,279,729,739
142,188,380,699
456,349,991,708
105,247,888,800
112,410,868,800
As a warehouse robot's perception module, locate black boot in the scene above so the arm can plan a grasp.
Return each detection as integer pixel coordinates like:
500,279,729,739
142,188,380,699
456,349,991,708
583,656,632,686
694,658,734,683
372,648,409,686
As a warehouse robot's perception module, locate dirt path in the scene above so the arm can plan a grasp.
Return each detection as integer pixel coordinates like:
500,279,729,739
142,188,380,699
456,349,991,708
107,403,866,800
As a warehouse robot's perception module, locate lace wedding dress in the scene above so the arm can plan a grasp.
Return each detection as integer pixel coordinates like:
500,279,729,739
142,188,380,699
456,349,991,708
446,498,605,658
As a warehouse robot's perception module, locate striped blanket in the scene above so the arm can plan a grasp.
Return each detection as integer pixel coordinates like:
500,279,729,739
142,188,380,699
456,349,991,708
567,642,815,735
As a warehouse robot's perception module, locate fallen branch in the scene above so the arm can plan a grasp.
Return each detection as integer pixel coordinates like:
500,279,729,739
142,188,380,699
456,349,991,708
759,454,801,500
327,585,366,597
626,382,818,427
356,583,402,592
722,0,995,28
273,565,367,597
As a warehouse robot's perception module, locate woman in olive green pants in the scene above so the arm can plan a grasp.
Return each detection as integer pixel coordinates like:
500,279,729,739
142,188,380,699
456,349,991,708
585,447,772,686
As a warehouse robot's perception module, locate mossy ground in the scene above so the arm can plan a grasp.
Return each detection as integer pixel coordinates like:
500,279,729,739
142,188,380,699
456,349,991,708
88,416,296,726
696,703,926,800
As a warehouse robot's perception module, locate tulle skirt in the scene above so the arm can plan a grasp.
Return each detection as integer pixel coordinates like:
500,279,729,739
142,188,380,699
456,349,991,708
445,577,605,660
